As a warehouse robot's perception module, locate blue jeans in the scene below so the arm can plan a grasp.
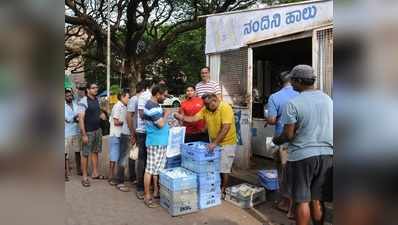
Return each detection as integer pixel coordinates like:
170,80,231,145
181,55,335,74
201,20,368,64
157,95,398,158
108,136,120,162
115,134,131,184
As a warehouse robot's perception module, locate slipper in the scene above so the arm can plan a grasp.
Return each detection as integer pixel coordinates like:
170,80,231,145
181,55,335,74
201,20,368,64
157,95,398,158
109,179,118,186
136,191,145,200
153,195,160,199
92,175,106,180
116,184,130,192
144,199,159,208
81,179,90,187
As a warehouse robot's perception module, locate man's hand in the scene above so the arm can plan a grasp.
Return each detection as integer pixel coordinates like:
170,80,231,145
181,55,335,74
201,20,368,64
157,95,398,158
100,112,107,120
130,134,136,145
82,134,89,145
164,108,172,118
173,112,183,121
208,142,217,151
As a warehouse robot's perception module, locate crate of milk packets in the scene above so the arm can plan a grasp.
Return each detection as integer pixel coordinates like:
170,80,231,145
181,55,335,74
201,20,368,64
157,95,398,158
165,155,182,169
160,167,197,192
160,186,198,216
225,183,266,208
198,191,222,209
258,170,279,191
181,142,221,161
181,142,221,174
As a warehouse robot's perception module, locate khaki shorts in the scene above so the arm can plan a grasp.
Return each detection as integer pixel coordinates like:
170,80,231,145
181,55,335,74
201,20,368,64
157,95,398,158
65,135,81,159
220,145,237,174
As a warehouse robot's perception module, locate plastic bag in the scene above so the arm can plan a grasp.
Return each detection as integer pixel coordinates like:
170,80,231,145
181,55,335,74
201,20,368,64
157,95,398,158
166,126,186,158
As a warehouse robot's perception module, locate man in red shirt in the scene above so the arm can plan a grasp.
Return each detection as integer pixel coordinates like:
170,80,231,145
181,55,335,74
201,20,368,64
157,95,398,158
179,85,209,143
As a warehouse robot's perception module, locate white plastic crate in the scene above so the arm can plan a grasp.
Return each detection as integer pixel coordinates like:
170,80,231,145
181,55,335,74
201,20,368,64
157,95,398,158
225,183,266,208
160,186,198,216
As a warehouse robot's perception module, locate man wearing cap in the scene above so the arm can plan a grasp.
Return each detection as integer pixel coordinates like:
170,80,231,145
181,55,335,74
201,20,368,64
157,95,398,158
273,65,333,225
266,71,299,218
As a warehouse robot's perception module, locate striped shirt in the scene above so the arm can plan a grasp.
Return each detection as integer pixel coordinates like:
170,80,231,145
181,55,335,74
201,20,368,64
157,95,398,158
195,80,221,97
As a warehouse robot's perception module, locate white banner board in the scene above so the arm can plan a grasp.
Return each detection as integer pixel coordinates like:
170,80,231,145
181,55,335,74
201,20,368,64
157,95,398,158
205,0,333,54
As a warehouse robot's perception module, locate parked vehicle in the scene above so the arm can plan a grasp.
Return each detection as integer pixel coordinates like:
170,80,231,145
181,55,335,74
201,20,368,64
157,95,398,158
162,95,181,108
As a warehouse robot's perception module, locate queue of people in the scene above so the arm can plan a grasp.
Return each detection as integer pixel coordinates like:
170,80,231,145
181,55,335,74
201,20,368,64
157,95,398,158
65,64,333,225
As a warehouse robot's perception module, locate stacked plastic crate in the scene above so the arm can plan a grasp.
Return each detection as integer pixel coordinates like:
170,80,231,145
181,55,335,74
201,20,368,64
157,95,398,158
181,142,222,209
257,169,279,191
165,155,181,169
159,167,198,216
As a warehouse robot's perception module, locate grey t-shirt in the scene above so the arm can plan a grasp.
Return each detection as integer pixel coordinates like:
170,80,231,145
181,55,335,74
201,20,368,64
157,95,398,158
281,90,333,161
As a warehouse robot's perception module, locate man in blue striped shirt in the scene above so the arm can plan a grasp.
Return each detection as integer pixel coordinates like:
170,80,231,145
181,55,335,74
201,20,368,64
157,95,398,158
143,85,170,208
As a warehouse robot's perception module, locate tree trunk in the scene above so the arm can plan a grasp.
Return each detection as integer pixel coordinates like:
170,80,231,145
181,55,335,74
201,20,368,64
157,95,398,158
126,59,145,94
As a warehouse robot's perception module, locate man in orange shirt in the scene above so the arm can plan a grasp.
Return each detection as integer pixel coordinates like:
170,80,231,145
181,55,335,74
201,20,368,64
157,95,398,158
179,85,209,143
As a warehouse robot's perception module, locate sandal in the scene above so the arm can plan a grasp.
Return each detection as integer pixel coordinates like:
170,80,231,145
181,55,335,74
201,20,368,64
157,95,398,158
81,179,90,187
92,175,106,180
136,191,145,200
153,195,160,199
116,184,130,192
144,199,159,208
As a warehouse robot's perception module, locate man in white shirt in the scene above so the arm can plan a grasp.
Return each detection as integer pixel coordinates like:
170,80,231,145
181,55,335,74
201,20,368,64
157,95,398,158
134,80,153,199
108,91,129,191
125,81,146,184
195,67,222,99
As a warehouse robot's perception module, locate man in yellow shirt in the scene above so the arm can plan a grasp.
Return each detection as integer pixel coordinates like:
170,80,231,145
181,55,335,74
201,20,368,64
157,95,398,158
174,93,237,194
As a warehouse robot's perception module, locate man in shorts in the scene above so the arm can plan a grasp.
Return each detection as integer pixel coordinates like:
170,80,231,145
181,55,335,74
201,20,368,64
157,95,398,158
134,80,153,199
78,82,105,187
65,89,81,181
142,85,170,208
266,71,299,218
174,93,237,195
273,65,333,225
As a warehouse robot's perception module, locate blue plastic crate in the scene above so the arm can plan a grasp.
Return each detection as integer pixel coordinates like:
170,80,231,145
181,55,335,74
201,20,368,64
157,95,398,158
198,191,222,209
257,170,279,191
165,155,182,169
198,182,221,195
182,155,220,174
197,171,221,186
166,155,182,164
181,142,221,161
165,161,181,169
160,167,197,192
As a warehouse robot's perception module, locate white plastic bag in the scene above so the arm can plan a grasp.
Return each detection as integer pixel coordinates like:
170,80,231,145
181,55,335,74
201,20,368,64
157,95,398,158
129,143,139,160
166,126,186,158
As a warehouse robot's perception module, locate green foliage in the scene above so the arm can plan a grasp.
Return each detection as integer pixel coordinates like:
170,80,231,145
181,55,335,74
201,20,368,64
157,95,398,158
110,85,121,95
146,27,205,95
261,0,306,5
167,27,206,84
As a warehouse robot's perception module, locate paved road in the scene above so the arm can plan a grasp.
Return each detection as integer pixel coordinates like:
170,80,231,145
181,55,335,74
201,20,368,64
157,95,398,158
66,176,265,225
